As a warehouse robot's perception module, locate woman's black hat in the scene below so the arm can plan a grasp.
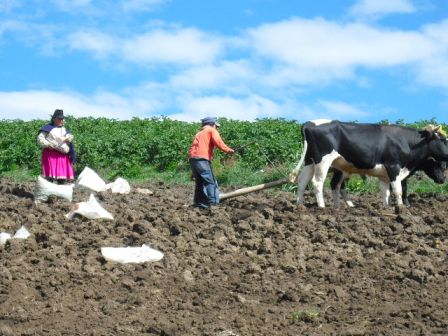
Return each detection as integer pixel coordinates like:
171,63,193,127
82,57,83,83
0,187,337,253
52,109,64,119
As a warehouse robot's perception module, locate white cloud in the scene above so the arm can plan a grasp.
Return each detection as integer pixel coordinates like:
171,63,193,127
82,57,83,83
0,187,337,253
122,28,223,65
121,0,168,12
349,0,415,19
412,20,448,90
257,64,355,88
171,95,282,122
316,100,368,119
0,20,25,38
65,27,225,65
50,0,93,10
67,30,117,58
0,90,157,120
0,0,21,13
169,60,253,90
248,18,434,69
60,16,448,93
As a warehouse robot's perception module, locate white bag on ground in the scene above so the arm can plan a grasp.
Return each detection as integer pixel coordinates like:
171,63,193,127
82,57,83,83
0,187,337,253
101,244,164,263
0,226,31,245
34,176,73,202
13,226,31,239
65,193,114,220
105,177,131,194
0,232,12,245
76,166,107,192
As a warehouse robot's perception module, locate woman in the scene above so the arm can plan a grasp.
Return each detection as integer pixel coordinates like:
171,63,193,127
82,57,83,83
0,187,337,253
37,109,76,184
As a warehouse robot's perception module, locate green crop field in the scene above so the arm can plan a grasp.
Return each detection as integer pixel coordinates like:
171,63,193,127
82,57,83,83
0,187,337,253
1,117,447,195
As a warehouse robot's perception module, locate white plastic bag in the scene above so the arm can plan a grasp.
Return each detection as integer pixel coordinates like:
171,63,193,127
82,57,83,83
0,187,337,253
105,177,131,194
13,226,31,239
76,167,107,192
34,176,74,202
101,244,164,263
65,193,114,220
0,232,12,245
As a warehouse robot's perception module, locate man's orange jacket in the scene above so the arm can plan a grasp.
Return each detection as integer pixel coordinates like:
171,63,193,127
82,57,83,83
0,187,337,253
189,125,232,161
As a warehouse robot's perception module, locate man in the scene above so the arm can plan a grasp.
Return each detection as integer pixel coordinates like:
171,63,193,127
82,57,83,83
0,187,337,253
189,117,234,209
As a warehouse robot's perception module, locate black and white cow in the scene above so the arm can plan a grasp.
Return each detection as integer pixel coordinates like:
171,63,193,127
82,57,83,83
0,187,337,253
289,119,448,208
330,157,447,208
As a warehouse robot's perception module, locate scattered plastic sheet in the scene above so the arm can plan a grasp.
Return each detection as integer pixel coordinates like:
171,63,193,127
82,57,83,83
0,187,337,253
101,244,164,263
76,166,107,192
34,176,74,202
0,226,31,245
105,177,131,194
13,226,31,239
0,232,12,245
65,194,114,220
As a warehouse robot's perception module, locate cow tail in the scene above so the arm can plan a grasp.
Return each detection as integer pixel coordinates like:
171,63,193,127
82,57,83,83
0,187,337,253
289,135,308,183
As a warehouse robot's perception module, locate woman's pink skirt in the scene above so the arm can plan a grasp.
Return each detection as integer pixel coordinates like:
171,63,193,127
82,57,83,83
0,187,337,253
41,148,74,180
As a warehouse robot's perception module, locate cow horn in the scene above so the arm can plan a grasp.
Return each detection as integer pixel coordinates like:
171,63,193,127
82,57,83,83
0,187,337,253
424,124,437,132
437,125,447,138
424,124,447,138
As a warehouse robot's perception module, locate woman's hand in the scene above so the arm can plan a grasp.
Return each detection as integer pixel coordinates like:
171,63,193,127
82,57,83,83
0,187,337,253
64,134,74,143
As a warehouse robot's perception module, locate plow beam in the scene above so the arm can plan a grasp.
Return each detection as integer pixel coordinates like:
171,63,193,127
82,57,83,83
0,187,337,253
220,178,289,201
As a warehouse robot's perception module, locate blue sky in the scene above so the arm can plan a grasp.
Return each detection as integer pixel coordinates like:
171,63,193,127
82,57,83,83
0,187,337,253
1,0,448,123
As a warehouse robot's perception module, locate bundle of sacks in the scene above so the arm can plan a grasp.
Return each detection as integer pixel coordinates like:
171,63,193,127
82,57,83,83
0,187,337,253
0,226,31,245
76,166,131,194
34,166,131,220
31,167,163,263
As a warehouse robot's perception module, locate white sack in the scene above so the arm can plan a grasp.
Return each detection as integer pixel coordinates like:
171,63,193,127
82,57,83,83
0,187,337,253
13,226,31,239
76,166,107,192
105,177,131,194
65,193,113,220
0,232,12,245
34,176,73,202
47,132,70,153
101,244,164,263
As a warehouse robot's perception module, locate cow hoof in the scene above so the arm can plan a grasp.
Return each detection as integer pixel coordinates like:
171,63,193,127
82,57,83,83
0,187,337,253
394,205,410,215
296,204,307,211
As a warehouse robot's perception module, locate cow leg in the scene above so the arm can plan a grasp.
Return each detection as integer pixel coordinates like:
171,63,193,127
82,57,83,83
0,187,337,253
379,180,391,206
390,180,404,206
401,178,410,206
340,178,355,207
330,169,353,208
296,164,314,204
312,160,333,208
332,171,355,208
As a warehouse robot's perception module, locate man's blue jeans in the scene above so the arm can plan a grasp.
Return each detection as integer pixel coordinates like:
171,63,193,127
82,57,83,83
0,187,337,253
189,158,220,208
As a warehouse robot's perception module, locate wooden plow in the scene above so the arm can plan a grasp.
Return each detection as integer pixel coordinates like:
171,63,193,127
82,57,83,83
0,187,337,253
219,178,290,201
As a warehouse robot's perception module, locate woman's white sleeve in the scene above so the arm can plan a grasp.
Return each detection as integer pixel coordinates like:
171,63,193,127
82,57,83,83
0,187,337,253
37,132,52,148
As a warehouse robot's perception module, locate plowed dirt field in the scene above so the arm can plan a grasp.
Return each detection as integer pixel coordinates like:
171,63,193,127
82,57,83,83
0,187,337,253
0,179,447,335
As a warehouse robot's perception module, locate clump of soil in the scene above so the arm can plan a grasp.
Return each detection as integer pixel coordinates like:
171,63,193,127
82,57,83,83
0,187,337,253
0,179,447,335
